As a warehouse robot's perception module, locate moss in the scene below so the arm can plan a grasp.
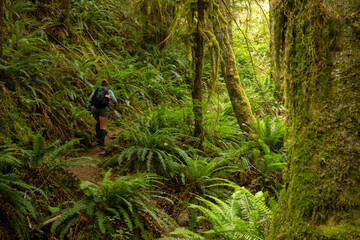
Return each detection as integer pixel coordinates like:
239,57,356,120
316,209,360,238
268,0,360,239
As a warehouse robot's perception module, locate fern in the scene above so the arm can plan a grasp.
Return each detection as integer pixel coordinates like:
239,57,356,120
52,171,172,239
20,133,97,171
0,148,37,239
167,180,271,240
204,93,247,151
248,115,285,153
118,127,186,176
178,155,239,196
50,199,87,233
0,146,22,173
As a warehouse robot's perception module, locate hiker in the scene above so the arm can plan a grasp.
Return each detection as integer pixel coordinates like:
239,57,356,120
88,80,117,147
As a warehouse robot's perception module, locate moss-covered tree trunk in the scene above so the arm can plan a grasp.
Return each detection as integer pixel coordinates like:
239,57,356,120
225,0,233,45
269,0,285,102
269,0,360,239
192,0,206,148
214,2,255,129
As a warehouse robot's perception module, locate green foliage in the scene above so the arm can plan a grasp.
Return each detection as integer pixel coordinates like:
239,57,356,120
0,1,283,239
20,133,96,170
204,94,246,151
0,17,92,144
179,156,235,195
118,127,186,177
51,171,170,239
0,147,37,239
231,1,276,115
251,140,286,175
105,46,189,110
245,77,280,115
0,0,191,146
168,181,272,240
71,0,141,51
248,115,285,153
223,115,287,184
0,174,37,239
117,104,190,178
142,103,191,134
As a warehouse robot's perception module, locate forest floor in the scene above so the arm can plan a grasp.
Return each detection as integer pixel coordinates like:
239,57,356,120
67,129,120,182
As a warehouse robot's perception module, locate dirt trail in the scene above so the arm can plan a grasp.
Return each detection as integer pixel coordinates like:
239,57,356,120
68,130,118,182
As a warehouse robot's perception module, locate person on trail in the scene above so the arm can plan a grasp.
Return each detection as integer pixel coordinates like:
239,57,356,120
88,80,117,147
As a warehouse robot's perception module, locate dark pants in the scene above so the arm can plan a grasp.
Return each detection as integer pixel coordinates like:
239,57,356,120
91,106,110,118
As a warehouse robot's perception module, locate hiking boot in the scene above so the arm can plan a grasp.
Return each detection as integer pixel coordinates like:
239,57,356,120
95,123,101,140
98,129,107,147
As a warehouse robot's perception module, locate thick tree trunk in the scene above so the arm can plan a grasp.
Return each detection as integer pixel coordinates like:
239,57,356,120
213,2,255,129
269,0,360,239
192,0,205,147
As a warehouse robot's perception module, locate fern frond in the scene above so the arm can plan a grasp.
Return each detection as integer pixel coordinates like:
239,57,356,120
170,228,205,240
116,205,133,230
50,199,85,233
95,210,107,234
58,217,77,240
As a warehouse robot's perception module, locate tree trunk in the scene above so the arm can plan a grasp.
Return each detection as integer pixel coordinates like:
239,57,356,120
213,2,255,129
225,0,233,45
269,0,286,102
269,0,360,239
192,0,205,148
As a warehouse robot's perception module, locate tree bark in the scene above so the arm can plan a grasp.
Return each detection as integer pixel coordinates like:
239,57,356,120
192,0,206,148
269,0,360,239
225,0,233,45
269,0,286,102
213,2,255,129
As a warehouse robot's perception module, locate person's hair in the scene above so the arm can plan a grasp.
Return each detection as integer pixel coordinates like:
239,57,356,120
101,80,109,87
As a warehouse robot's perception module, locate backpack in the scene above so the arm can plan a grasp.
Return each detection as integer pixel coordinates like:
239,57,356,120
91,87,110,108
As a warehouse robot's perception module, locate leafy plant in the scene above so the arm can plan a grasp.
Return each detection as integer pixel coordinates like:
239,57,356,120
51,171,171,240
0,147,37,240
204,114,245,152
248,115,285,153
118,127,186,177
166,181,272,240
246,77,279,115
139,103,191,134
251,140,286,174
241,115,287,177
20,133,96,170
118,104,189,176
179,156,236,195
